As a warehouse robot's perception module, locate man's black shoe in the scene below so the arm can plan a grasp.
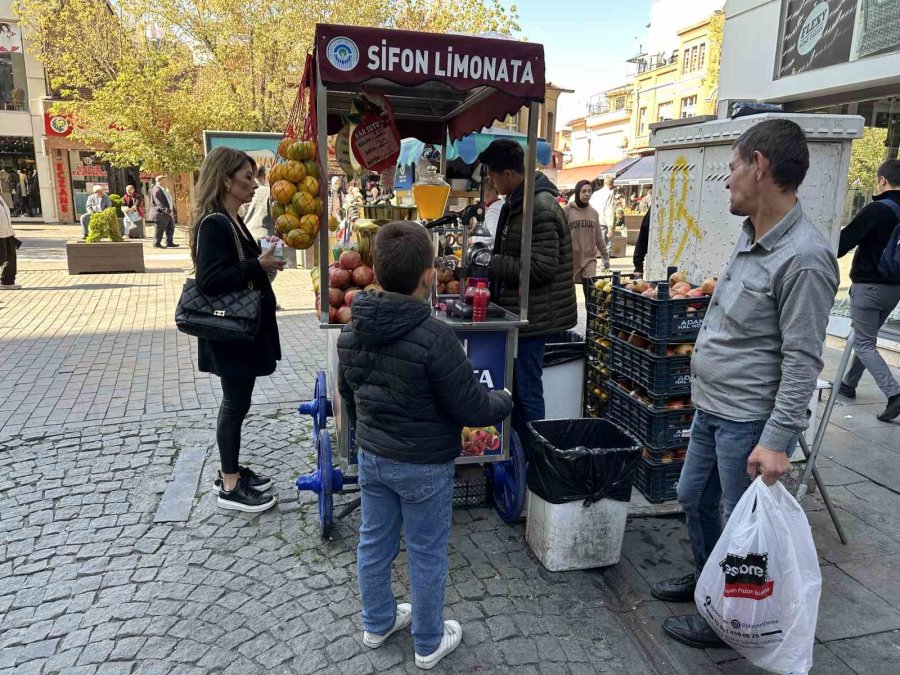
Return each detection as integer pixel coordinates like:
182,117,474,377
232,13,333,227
838,382,856,399
662,613,725,649
877,394,900,422
166,242,180,248
152,243,163,248
213,466,273,494
651,573,697,602
217,477,276,513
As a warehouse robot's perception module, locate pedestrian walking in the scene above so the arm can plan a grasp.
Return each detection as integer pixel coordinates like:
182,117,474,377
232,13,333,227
651,120,839,648
149,175,179,248
192,147,285,513
564,179,609,282
80,185,111,239
337,221,513,670
476,139,577,453
121,184,144,238
0,192,20,290
589,175,616,247
837,158,900,421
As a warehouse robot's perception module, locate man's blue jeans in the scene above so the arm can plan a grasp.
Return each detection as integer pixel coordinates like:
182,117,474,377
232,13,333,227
357,450,454,656
676,410,764,579
80,212,92,237
512,335,547,455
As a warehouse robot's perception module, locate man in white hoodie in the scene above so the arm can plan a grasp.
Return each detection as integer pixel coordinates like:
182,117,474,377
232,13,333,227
589,176,616,247
0,193,20,290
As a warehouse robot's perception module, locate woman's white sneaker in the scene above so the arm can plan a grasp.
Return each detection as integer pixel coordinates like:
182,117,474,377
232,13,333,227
415,620,462,670
363,603,411,648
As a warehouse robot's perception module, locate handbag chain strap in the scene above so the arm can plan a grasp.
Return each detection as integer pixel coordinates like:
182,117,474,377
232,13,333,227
196,213,254,290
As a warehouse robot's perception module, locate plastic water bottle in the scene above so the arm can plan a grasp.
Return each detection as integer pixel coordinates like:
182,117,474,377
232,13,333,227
473,282,490,322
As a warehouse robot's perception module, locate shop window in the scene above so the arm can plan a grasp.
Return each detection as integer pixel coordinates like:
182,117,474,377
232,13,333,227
657,101,673,122
681,96,697,118
699,43,706,70
0,23,28,112
638,107,647,135
0,136,41,216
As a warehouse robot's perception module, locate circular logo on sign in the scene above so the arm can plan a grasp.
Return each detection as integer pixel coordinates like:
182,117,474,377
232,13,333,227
326,37,359,72
731,619,742,629
797,2,830,56
49,116,69,134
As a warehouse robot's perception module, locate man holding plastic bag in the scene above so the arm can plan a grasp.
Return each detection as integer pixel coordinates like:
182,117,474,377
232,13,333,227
650,120,838,670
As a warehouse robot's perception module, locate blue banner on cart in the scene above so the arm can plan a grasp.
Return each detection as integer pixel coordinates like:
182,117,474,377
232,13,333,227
456,330,507,457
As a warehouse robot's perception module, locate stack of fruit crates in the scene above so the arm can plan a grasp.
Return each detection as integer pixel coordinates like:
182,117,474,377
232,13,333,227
582,274,614,418
607,269,712,503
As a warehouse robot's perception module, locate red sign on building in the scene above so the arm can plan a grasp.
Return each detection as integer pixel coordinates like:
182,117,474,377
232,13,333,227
44,112,73,138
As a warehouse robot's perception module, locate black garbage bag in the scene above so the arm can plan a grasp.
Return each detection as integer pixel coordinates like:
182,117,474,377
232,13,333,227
527,419,642,505
543,330,585,367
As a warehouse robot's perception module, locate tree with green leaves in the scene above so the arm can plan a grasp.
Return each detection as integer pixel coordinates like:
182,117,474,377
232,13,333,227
848,126,889,191
13,0,520,174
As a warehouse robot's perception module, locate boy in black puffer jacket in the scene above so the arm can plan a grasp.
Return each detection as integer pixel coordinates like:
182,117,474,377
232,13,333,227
337,221,513,670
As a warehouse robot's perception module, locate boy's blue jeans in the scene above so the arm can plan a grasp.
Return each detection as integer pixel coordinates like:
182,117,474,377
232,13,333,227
357,450,454,656
676,410,765,579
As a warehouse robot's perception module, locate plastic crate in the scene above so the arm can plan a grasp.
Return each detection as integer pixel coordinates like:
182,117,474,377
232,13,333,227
583,274,615,316
609,335,692,398
607,380,694,450
611,281,710,343
453,475,489,508
634,454,685,504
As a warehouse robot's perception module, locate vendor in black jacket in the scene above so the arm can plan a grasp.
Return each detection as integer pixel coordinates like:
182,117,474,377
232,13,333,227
837,159,900,422
476,139,577,448
337,221,512,668
193,147,285,513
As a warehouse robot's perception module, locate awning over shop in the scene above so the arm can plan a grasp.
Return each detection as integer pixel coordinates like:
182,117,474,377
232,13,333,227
397,130,552,168
555,163,613,189
601,156,641,179
615,155,655,186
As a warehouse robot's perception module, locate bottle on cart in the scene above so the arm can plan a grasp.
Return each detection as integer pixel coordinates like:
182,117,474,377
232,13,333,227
473,282,490,322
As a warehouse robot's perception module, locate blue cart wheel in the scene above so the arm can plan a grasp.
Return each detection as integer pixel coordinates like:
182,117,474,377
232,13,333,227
298,370,332,438
317,429,334,538
492,430,526,523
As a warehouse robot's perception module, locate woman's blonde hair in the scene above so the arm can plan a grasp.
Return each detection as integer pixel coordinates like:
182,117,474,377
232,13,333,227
190,147,256,259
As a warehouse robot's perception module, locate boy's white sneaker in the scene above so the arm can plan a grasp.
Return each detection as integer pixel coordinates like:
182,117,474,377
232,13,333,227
415,620,462,670
363,603,411,649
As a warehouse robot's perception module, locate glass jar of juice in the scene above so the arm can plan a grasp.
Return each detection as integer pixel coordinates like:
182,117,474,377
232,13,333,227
412,166,450,221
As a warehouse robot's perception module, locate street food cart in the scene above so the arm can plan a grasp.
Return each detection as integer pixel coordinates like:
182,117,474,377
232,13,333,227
295,24,547,537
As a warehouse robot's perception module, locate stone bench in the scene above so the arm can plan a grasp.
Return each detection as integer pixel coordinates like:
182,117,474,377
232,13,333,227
66,241,145,274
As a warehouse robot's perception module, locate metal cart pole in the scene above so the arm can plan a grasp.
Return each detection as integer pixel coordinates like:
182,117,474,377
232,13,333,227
794,330,854,545
316,58,329,326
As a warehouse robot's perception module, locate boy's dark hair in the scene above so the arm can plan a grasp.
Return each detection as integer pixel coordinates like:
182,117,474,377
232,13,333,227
374,221,434,294
733,119,809,191
877,159,900,187
477,139,525,174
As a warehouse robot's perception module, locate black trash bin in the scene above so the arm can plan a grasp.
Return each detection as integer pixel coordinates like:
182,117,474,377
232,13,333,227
526,418,642,505
541,331,585,420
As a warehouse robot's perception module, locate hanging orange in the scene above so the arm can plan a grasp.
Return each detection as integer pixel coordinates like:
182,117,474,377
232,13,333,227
304,160,319,180
272,180,297,204
286,203,302,221
292,190,316,216
299,213,319,236
308,141,318,159
269,163,285,185
275,213,300,236
287,141,308,161
271,201,286,221
282,160,307,183
299,176,319,196
286,228,313,249
277,137,293,159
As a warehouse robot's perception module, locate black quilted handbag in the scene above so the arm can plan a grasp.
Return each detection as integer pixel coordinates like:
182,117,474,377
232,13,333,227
175,215,262,342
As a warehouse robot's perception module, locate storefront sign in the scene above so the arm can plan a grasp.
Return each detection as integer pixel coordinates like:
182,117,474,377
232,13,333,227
456,330,507,458
72,164,108,177
316,24,545,100
44,113,73,138
0,21,23,53
778,0,900,77
53,150,72,222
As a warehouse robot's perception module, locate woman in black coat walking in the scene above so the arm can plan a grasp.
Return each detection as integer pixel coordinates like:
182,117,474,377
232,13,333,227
192,147,285,513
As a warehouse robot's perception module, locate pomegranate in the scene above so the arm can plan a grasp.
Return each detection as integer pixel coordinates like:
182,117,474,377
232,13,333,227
351,264,375,287
630,279,649,293
641,286,658,298
328,306,339,324
328,287,344,307
665,399,685,410
329,267,352,289
339,249,362,270
668,271,687,285
686,288,705,298
673,343,694,356
700,277,717,295
671,293,685,300
671,281,692,296
345,288,362,306
336,306,352,324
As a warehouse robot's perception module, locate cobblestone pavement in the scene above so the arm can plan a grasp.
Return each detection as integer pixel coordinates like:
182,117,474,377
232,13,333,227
2,227,900,674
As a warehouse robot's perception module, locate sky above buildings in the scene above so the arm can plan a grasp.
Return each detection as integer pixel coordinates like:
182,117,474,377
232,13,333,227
514,0,653,125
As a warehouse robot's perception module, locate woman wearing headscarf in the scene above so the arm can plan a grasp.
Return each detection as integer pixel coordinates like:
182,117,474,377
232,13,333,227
563,179,609,283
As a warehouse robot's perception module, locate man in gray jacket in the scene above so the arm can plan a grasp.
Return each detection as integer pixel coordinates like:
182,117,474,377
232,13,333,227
80,185,111,239
651,119,839,647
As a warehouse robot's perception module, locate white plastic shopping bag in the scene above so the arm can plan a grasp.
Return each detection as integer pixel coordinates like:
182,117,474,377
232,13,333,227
694,477,821,674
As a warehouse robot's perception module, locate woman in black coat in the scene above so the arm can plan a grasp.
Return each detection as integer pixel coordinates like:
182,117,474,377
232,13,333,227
192,147,285,513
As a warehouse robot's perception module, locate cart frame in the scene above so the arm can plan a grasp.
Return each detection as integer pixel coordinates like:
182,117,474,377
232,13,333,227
297,24,547,536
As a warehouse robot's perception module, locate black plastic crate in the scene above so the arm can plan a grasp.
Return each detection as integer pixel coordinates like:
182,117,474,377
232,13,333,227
607,380,694,450
634,454,685,504
611,280,710,343
609,335,692,398
453,474,489,508
583,274,615,314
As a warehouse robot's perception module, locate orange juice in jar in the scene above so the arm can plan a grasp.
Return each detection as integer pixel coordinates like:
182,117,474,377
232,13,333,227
412,166,450,221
